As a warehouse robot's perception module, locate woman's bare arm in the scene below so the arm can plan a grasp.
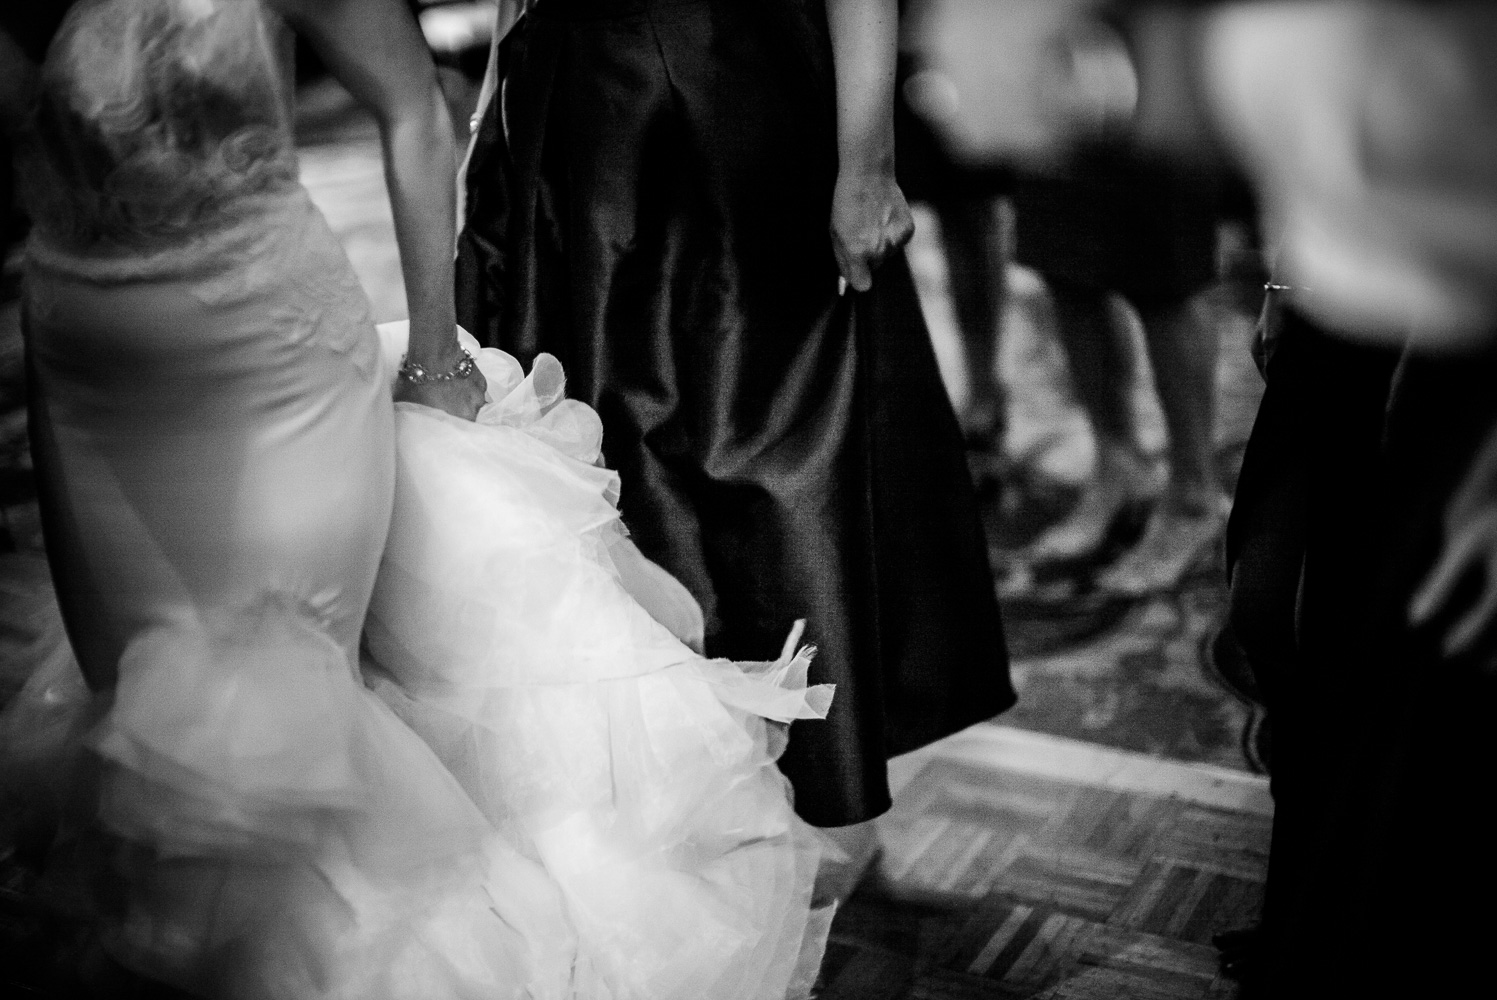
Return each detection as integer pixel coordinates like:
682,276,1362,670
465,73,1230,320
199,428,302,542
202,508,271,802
270,0,485,418
825,0,914,292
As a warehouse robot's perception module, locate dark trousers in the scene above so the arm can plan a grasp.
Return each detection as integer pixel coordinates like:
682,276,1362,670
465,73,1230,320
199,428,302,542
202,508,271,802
1229,310,1497,995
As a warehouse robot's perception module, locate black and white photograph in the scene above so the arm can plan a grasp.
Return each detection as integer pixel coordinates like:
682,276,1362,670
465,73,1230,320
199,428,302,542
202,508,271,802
1,1,1494,997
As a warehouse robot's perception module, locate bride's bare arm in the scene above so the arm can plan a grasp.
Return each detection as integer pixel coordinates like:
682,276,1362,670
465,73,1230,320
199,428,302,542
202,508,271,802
270,0,485,419
825,0,914,293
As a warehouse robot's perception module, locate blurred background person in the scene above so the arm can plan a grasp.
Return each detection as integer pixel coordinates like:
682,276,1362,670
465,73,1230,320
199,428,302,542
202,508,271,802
1010,153,1226,596
904,0,1497,346
908,1,1497,994
894,1,1013,462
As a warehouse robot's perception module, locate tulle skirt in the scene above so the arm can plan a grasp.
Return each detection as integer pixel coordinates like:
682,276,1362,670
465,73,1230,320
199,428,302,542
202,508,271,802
2,215,833,997
364,323,835,1000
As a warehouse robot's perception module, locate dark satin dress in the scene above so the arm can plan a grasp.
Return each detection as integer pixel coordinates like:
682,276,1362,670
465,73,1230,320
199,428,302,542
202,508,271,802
456,0,1013,826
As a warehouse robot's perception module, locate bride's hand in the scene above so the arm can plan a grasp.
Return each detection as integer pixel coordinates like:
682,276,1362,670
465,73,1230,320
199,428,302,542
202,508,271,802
394,365,489,421
830,170,915,293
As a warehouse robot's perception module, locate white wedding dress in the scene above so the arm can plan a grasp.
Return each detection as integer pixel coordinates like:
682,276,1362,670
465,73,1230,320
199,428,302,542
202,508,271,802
365,323,835,1000
0,2,832,997
4,324,834,1000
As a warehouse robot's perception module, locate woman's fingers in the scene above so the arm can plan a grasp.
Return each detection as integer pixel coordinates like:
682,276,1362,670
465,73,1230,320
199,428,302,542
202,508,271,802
1411,519,1488,625
1410,538,1470,625
395,371,489,421
1411,511,1497,659
833,222,912,292
843,257,874,293
831,173,915,293
833,232,874,292
1445,578,1497,656
889,201,916,250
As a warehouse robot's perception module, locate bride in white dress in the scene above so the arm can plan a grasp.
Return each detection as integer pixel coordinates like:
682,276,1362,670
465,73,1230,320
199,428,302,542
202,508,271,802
0,1,832,998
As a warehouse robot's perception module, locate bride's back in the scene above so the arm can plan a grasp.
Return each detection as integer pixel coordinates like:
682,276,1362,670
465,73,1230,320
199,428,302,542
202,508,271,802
23,0,298,250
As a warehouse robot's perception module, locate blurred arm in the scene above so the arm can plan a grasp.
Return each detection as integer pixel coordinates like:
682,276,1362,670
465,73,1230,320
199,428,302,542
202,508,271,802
909,0,1497,347
1411,414,1497,664
1190,2,1497,347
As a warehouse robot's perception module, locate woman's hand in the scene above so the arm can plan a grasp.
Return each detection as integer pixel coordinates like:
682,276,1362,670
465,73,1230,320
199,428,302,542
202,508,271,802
394,378,488,420
831,170,915,293
393,337,489,420
394,369,489,421
825,0,908,292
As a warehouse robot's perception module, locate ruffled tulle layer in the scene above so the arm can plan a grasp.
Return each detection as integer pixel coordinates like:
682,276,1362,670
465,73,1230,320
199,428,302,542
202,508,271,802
0,327,833,999
1,593,578,1000
365,324,834,1000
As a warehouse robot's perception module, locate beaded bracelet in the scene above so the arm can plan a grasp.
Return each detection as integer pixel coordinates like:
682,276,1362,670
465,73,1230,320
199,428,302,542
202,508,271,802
398,349,478,385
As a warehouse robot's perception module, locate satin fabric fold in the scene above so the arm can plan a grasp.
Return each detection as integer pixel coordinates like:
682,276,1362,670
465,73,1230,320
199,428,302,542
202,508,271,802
457,0,1014,825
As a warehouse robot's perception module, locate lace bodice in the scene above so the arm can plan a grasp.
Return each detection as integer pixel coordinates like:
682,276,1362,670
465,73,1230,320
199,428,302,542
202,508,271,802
21,0,299,251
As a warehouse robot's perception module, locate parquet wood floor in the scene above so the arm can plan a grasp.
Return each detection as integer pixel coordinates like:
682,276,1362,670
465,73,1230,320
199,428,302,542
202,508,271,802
819,728,1270,999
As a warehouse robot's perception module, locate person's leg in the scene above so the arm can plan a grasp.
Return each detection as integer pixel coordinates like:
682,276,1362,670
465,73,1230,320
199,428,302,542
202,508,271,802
1097,292,1225,592
1024,276,1156,562
1141,293,1221,510
934,197,1008,445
